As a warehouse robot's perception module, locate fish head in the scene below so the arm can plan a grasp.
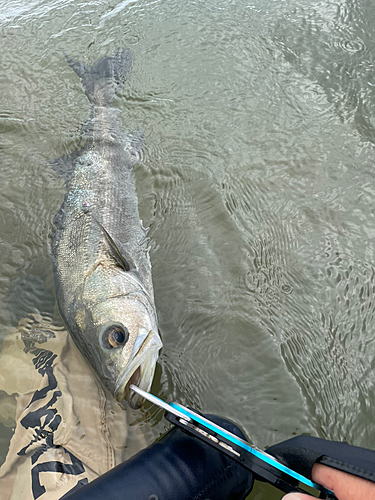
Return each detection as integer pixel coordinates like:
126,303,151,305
76,292,162,409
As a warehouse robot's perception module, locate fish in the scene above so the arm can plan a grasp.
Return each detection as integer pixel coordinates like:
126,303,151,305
50,49,162,409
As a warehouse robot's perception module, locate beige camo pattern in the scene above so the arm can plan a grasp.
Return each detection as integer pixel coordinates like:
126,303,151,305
0,315,148,500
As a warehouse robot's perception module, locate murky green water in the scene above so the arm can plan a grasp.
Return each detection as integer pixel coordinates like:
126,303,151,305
1,0,375,498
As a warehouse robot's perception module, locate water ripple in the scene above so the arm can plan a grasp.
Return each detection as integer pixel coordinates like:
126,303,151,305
1,0,375,479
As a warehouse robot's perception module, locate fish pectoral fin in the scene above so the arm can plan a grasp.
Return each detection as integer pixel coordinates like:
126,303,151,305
93,218,135,272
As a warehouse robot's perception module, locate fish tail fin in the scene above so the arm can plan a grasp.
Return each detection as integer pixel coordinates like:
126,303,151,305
65,48,133,106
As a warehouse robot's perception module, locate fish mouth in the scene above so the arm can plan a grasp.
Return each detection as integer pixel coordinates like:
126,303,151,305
125,366,142,408
115,329,162,409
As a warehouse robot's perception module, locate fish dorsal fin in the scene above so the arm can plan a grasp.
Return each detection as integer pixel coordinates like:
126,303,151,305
93,218,134,272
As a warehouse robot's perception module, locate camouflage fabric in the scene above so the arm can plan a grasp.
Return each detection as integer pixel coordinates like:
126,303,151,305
0,315,147,500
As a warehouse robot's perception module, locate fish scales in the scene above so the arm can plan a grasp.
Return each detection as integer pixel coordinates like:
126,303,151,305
50,49,162,408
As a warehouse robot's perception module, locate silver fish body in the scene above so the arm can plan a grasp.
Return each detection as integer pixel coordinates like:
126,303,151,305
51,50,162,407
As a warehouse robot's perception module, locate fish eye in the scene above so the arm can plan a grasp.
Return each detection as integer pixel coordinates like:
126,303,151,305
103,325,129,348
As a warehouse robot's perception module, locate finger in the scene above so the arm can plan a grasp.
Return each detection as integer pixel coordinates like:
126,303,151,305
283,494,314,500
312,463,375,500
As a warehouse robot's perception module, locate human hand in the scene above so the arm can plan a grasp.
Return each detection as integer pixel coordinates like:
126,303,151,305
283,463,375,500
